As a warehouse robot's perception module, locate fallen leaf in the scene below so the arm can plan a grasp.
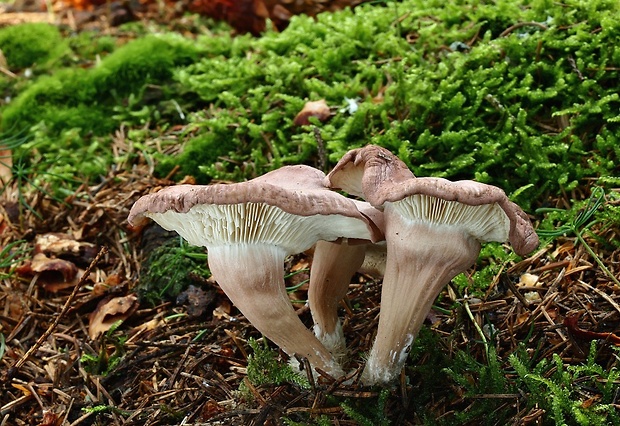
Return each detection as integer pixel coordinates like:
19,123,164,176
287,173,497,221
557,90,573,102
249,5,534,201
202,399,227,420
89,294,139,339
34,233,98,266
294,99,331,126
38,410,63,426
16,253,79,291
188,0,269,35
581,394,602,409
0,146,12,186
131,317,163,337
515,312,531,326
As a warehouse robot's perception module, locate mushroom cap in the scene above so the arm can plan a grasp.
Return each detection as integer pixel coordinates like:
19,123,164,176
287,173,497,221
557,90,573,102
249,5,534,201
324,145,415,198
375,177,539,256
128,165,384,254
324,145,538,256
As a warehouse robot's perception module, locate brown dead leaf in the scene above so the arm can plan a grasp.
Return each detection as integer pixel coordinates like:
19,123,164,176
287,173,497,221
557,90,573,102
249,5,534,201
92,273,123,296
131,317,163,338
581,394,602,409
515,312,531,326
0,208,10,236
89,294,139,339
294,99,331,126
188,0,269,35
564,312,620,346
38,410,63,426
35,232,98,265
16,253,78,283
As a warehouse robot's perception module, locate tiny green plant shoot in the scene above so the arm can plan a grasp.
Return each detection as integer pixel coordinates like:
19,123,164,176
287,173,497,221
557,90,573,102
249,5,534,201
0,240,30,279
80,320,127,376
0,333,6,362
536,187,620,287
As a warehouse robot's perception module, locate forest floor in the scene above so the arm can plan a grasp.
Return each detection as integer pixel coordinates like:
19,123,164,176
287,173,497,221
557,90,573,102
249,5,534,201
2,2,620,425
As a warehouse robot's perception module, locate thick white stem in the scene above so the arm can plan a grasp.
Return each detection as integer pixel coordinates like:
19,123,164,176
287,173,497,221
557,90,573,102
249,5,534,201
308,240,366,359
361,210,480,385
207,244,344,378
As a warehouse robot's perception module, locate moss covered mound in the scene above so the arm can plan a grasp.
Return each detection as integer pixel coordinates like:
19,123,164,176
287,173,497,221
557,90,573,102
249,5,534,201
2,34,199,136
1,0,618,206
0,23,66,69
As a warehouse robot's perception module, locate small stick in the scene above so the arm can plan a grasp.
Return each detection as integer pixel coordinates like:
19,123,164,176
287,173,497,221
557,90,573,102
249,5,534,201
6,246,108,380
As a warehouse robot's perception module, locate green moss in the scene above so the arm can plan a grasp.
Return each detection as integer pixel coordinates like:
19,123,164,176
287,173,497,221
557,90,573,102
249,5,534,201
67,31,117,61
2,34,199,134
0,23,67,69
161,0,619,210
510,342,620,426
243,338,309,389
3,0,619,203
1,33,201,182
137,238,209,306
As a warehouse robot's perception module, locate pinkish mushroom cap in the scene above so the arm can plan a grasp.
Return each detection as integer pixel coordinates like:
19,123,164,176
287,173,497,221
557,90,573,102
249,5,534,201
129,165,384,246
368,177,539,257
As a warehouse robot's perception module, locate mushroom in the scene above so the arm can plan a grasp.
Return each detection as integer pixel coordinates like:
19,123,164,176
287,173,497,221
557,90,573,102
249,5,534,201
308,200,384,360
128,165,383,378
358,241,387,278
325,145,539,385
308,239,366,360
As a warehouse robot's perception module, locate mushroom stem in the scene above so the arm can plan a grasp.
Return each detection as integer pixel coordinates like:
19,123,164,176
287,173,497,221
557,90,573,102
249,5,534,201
207,243,345,378
361,209,480,385
308,240,366,359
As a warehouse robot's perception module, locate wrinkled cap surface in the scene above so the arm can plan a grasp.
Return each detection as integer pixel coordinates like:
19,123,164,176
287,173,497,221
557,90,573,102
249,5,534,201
325,145,415,198
128,165,385,253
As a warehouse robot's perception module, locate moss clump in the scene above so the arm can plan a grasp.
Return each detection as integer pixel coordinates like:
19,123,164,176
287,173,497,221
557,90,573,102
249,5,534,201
1,33,201,183
66,31,117,62
244,338,309,389
0,23,67,70
137,237,209,306
2,34,199,136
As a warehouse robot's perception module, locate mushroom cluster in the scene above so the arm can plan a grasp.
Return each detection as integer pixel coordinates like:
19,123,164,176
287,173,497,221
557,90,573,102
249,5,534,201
128,145,538,386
